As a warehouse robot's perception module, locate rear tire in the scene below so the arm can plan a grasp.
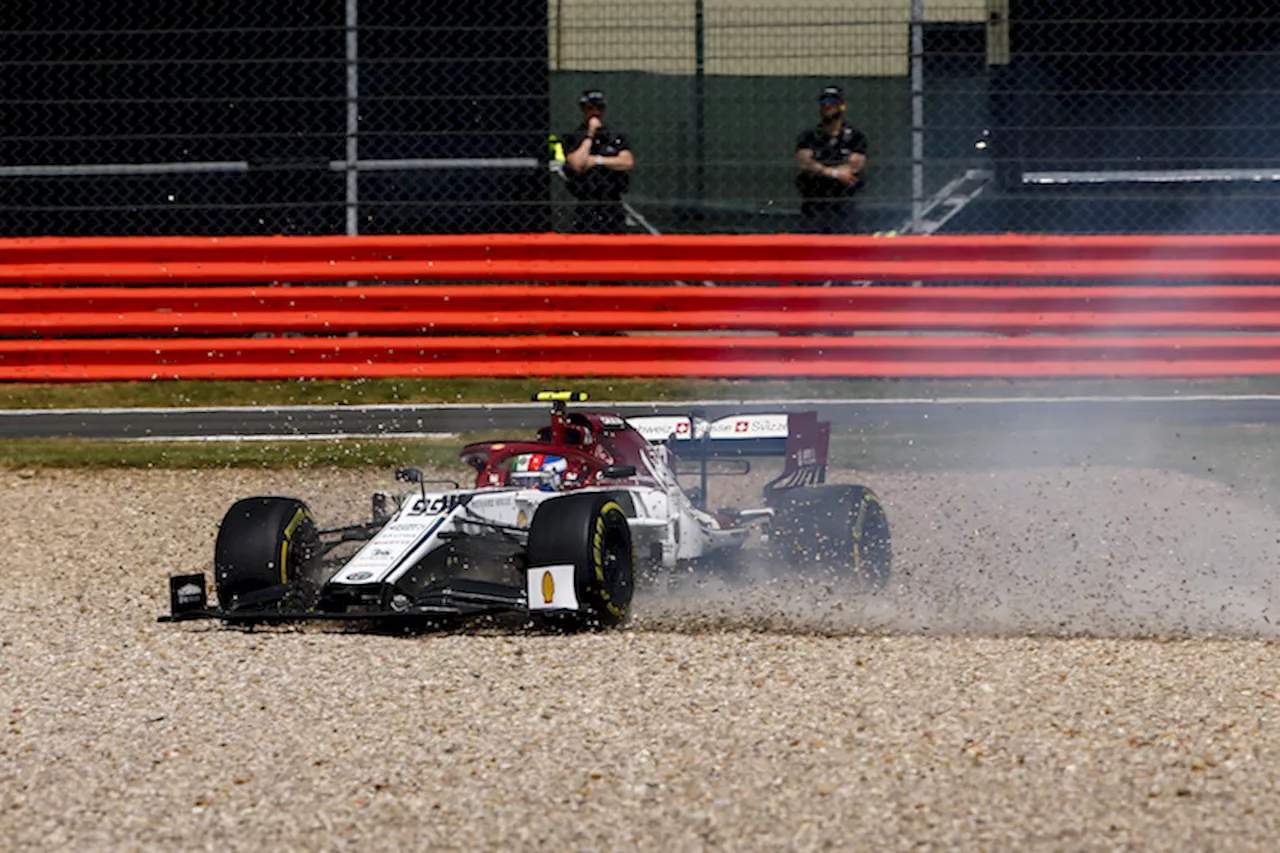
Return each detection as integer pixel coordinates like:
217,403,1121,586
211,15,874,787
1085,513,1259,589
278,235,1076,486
528,492,634,629
771,485,891,587
214,497,321,610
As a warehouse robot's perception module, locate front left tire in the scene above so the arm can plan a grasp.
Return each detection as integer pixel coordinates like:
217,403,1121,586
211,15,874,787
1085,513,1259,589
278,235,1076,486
214,496,321,611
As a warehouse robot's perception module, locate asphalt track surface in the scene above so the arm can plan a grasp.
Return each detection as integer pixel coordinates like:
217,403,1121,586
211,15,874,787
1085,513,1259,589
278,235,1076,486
3,394,1280,440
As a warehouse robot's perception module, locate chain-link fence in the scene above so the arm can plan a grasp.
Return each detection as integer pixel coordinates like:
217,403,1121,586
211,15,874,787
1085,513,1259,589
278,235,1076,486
0,2,550,236
2,1,1279,236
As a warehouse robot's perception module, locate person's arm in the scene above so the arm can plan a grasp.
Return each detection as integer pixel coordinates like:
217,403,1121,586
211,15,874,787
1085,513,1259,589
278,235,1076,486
840,130,869,182
588,131,634,172
566,136,594,173
827,164,862,187
796,146,835,179
570,144,633,172
799,146,858,186
566,116,604,173
595,148,634,172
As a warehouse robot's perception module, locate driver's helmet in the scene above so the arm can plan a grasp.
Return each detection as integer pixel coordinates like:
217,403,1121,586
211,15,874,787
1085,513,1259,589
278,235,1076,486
511,453,568,491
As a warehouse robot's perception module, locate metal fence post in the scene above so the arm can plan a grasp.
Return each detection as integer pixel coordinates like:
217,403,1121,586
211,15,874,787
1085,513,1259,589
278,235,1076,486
694,0,706,230
910,0,924,234
345,0,360,236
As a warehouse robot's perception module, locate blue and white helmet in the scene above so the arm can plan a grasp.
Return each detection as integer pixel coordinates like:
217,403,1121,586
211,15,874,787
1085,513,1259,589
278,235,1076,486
511,453,569,491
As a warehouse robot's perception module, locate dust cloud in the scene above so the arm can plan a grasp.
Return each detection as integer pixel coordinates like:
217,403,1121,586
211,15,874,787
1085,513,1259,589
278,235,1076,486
23,415,1274,641
638,463,1280,638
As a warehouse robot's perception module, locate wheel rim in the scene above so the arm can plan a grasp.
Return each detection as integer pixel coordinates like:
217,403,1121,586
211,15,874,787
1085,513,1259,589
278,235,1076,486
597,514,632,614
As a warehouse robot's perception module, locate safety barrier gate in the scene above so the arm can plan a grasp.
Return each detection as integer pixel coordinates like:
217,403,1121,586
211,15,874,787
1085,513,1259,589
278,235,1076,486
2,234,1279,380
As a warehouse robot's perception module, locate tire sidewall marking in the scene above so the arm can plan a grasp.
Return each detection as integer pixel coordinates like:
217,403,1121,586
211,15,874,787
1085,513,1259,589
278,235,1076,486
279,507,312,585
595,501,628,617
852,494,868,575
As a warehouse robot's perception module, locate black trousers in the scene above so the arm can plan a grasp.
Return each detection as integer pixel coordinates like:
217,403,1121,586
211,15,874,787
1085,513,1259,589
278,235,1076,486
799,198,859,234
572,200,627,234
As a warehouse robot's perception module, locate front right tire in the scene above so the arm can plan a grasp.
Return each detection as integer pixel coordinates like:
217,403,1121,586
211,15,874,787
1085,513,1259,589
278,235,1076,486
527,492,634,629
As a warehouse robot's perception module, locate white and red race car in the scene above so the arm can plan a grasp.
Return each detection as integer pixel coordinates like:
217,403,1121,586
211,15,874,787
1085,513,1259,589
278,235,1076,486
163,392,890,629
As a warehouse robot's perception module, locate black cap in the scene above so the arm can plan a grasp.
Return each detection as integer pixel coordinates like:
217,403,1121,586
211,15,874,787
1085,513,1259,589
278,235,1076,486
818,85,845,103
578,89,607,107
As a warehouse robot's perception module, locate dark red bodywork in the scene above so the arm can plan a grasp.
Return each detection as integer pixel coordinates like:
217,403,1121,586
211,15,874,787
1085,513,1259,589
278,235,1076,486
459,410,661,490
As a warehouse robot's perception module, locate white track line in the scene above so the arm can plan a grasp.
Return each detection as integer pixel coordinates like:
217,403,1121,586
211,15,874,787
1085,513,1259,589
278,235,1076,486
4,394,1280,417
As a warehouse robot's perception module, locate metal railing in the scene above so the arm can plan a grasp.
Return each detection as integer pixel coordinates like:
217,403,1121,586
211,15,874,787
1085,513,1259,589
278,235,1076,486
4,234,1280,381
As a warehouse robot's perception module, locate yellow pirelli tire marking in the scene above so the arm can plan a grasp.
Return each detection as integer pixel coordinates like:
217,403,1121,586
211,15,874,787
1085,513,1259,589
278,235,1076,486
280,508,310,585
596,501,627,616
851,496,867,575
593,516,604,582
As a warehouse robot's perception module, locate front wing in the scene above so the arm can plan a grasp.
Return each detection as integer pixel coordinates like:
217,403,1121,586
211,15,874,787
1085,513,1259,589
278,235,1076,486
159,567,578,625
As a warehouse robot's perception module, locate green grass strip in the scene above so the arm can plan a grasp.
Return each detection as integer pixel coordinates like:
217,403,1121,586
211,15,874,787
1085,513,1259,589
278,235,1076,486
0,438,468,470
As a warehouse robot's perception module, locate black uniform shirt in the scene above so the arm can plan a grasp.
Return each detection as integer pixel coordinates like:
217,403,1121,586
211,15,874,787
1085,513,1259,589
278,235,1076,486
562,125,631,201
795,122,868,199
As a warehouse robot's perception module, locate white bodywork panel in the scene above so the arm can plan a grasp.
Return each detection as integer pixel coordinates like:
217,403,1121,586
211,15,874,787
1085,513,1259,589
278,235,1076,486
333,479,745,586
331,412,796,586
526,564,579,611
628,413,789,443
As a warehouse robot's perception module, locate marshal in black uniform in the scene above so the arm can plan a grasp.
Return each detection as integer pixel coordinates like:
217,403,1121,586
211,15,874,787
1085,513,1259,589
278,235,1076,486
794,85,869,233
561,89,635,234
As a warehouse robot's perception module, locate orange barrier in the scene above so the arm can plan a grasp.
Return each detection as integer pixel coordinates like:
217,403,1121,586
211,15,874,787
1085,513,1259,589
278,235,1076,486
5,335,1279,381
2,233,1280,283
5,284,1280,336
2,234,1279,380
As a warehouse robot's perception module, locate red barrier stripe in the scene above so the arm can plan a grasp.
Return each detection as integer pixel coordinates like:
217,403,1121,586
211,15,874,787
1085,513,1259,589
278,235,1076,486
7,311,1280,336
5,258,1280,284
1,232,1280,264
7,280,1280,303
6,283,1280,311
9,362,1280,381
7,284,1280,336
1,233,1280,283
4,335,1278,381
8,334,1278,357
2,234,1278,380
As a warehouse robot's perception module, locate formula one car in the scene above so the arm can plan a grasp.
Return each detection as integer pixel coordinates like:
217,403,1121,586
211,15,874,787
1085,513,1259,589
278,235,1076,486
162,391,890,629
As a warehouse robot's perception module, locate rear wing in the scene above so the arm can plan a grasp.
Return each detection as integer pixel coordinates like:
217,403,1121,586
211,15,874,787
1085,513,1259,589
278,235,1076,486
627,412,829,491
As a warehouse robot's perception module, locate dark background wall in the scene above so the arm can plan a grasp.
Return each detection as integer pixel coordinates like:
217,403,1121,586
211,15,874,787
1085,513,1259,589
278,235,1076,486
357,2,550,235
2,1,1279,236
994,0,1280,177
0,1,549,236
973,0,1280,233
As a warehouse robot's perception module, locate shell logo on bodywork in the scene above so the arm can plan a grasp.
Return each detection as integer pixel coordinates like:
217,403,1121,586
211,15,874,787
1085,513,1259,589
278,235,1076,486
527,564,578,611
